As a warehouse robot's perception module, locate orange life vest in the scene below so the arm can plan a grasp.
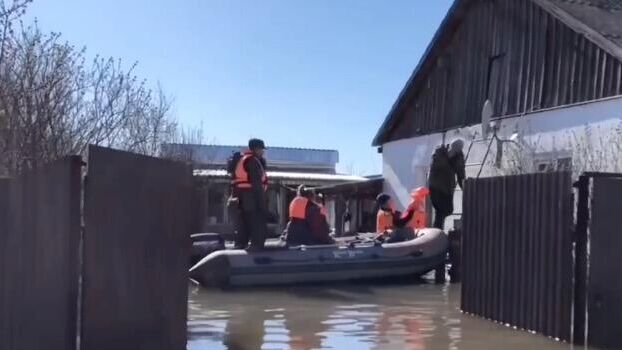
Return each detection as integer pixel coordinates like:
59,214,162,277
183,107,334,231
409,187,429,229
232,152,268,191
410,199,427,229
376,209,394,233
289,197,309,220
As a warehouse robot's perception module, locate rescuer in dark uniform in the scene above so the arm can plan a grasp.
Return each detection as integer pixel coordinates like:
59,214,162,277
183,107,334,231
428,139,466,230
231,138,270,251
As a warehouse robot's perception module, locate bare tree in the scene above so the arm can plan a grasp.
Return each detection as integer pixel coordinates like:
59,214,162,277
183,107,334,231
0,17,180,176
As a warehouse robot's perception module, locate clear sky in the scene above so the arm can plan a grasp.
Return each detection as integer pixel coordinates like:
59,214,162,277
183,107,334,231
24,0,454,175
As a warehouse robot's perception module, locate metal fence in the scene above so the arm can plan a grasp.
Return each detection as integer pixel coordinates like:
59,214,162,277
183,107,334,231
80,146,194,350
461,172,574,341
0,157,82,350
574,173,622,349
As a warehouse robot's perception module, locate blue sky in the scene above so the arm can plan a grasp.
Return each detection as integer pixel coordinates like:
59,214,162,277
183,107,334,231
25,0,454,175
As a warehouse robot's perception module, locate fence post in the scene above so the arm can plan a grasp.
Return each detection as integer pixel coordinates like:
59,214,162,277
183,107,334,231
448,228,461,282
573,175,589,346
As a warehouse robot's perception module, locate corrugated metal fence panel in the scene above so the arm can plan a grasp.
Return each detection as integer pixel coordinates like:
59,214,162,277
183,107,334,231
461,172,573,341
0,178,9,349
586,177,622,349
0,157,82,350
81,146,193,350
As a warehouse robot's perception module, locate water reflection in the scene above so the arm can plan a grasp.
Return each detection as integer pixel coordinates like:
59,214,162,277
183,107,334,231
187,280,580,350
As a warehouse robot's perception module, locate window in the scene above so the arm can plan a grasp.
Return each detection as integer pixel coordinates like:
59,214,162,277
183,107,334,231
556,157,573,172
534,156,572,173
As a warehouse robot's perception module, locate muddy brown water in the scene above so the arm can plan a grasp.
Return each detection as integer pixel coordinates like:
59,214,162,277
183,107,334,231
187,278,588,350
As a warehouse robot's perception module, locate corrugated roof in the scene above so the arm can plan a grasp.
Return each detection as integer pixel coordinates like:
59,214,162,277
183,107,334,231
372,0,622,146
194,169,367,182
161,144,339,167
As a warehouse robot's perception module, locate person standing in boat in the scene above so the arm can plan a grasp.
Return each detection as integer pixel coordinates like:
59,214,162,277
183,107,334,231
427,139,466,230
312,191,328,222
231,138,270,251
375,193,416,243
283,185,334,246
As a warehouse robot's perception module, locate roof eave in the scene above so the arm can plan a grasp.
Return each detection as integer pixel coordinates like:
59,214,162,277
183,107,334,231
532,0,622,62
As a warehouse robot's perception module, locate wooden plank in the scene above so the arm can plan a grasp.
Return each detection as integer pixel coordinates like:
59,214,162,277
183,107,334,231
598,52,607,98
554,21,568,106
568,33,579,103
502,0,513,115
531,5,545,110
515,0,528,114
581,37,592,102
539,13,551,108
559,24,573,105
592,49,601,101
523,1,535,112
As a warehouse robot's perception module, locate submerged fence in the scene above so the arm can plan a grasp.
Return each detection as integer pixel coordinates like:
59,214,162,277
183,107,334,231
0,146,195,350
0,157,82,350
461,172,574,341
574,173,622,349
462,171,622,348
81,146,193,350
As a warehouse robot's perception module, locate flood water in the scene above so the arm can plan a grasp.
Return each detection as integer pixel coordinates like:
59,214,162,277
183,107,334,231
187,278,583,350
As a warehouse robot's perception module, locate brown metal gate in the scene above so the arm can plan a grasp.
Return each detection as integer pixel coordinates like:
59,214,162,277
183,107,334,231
0,157,82,350
81,146,194,350
461,172,574,341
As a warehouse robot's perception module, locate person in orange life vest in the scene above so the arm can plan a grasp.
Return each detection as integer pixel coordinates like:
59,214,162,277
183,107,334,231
284,185,334,246
376,193,416,243
409,186,430,230
232,138,270,251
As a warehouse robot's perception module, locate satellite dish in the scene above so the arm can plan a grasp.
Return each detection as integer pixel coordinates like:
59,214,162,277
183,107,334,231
481,99,494,138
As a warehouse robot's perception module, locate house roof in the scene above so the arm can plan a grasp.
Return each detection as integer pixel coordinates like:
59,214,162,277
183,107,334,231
372,0,622,146
161,144,339,168
316,177,384,197
194,169,367,183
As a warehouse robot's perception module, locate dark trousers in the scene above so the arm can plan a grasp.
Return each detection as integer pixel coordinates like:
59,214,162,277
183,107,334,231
430,189,454,230
234,209,268,249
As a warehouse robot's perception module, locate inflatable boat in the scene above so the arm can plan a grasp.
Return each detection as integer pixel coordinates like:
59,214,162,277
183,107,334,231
189,228,448,287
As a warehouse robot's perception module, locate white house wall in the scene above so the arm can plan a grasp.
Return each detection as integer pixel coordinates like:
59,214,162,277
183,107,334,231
381,95,622,231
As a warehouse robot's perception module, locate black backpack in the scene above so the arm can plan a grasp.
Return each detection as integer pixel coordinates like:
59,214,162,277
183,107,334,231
226,151,243,178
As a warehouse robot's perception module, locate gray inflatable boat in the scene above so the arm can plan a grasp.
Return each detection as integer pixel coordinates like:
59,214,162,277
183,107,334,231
189,228,448,287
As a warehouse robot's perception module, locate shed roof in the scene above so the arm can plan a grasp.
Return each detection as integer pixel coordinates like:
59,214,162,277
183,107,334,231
162,144,339,169
194,169,367,183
